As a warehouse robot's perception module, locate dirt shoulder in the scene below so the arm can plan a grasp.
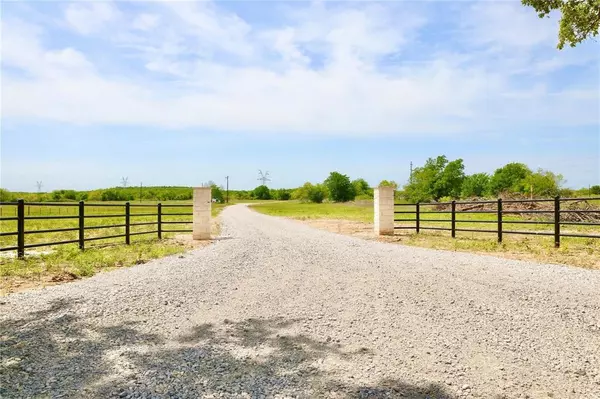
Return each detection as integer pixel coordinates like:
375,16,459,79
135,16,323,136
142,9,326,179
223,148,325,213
294,218,600,270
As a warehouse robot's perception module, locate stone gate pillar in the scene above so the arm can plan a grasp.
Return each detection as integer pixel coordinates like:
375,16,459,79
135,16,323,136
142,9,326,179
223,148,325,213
374,186,395,235
193,187,212,240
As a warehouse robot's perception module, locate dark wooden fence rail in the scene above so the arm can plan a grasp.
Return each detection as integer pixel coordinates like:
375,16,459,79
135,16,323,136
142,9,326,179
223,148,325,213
0,200,193,258
394,197,600,248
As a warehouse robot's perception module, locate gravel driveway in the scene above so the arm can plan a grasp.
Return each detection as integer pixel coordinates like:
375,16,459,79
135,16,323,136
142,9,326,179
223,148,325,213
1,204,599,399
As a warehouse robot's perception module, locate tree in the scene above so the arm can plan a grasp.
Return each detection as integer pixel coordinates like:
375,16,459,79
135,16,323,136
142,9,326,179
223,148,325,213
522,0,600,49
308,184,328,203
352,178,371,197
292,183,327,203
378,180,398,189
403,156,447,202
523,169,564,197
274,188,291,200
403,156,465,201
324,172,355,202
433,158,465,199
461,173,491,198
590,185,600,195
211,184,224,203
252,185,271,200
489,163,532,195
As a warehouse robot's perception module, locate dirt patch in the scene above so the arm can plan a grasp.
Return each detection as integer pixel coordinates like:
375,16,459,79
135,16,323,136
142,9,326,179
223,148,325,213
294,218,600,270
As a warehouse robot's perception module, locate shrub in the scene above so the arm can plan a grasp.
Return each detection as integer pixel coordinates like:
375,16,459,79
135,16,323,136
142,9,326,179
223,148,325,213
0,188,14,202
275,188,291,200
590,185,600,195
308,184,328,203
253,185,271,200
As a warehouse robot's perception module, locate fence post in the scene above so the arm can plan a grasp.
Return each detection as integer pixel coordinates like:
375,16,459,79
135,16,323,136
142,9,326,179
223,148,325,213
17,199,25,258
125,202,131,245
157,203,162,239
193,187,212,240
554,196,560,248
451,200,456,238
373,186,395,235
79,201,85,250
416,202,420,234
497,198,503,243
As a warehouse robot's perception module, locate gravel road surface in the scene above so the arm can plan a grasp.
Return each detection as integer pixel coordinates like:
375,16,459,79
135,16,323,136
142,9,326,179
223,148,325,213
1,204,599,399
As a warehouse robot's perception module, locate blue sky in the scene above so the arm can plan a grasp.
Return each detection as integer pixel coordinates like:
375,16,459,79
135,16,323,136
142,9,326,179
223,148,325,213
1,0,599,191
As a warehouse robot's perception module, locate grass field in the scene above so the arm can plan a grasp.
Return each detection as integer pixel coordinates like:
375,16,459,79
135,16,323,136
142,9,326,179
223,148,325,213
251,200,600,269
0,201,229,293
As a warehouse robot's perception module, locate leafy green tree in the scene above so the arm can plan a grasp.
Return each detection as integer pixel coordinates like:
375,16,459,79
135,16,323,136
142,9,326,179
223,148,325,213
252,185,271,200
292,183,327,203
404,156,447,202
308,184,328,203
489,163,532,195
352,178,371,197
378,180,398,189
433,159,465,199
274,188,291,200
522,0,600,49
461,173,491,198
292,183,313,202
211,184,224,203
591,185,600,195
523,169,564,197
324,172,355,202
403,156,465,201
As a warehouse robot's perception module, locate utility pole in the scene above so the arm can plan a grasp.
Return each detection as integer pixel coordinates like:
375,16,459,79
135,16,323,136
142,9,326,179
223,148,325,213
257,170,271,186
225,176,229,203
409,162,413,183
36,181,43,200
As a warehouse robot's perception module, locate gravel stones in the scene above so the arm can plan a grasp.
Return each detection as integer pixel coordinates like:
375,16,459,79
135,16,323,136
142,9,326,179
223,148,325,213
1,205,599,398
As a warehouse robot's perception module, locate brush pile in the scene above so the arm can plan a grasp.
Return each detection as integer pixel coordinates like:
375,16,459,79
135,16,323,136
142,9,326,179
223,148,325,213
432,196,600,223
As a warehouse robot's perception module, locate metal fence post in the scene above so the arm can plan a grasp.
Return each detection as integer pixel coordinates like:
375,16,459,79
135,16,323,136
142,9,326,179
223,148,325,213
451,200,456,238
17,199,25,258
554,196,560,248
125,202,131,245
157,203,162,239
79,201,85,250
497,198,503,243
416,202,420,234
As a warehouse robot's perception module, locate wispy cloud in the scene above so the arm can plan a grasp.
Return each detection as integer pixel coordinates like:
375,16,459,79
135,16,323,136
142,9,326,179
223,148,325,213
1,0,598,137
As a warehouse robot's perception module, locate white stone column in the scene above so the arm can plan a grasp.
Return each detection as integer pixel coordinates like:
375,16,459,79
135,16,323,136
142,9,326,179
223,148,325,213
193,187,212,240
374,186,395,235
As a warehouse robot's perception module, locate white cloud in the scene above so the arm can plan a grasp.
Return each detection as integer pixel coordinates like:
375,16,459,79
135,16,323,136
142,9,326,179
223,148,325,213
1,1,598,137
64,2,119,35
132,13,160,31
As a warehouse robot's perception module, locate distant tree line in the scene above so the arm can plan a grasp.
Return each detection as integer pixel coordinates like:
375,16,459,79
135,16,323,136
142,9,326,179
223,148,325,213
1,161,597,204
401,155,596,203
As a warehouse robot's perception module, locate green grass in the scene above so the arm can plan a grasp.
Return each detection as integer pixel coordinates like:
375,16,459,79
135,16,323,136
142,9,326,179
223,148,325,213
250,200,374,223
0,201,226,249
0,240,192,294
0,200,230,293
